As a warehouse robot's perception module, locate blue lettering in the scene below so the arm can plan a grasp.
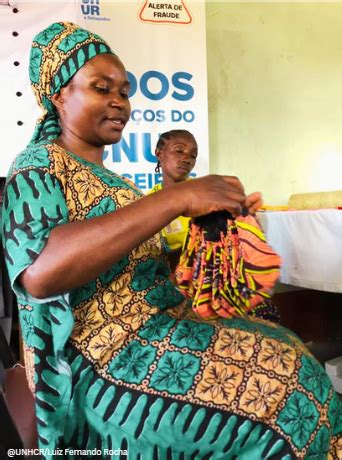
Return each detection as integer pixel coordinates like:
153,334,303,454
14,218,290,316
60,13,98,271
183,110,195,122
149,172,161,188
171,110,195,122
154,173,163,186
140,71,169,101
130,109,165,123
142,133,156,162
111,133,138,162
127,71,137,98
102,149,109,161
144,109,155,122
156,110,166,122
135,174,147,189
81,4,90,14
171,110,182,122
81,0,99,14
121,173,166,191
131,109,142,122
172,72,194,101
108,133,161,163
126,71,194,101
91,5,100,15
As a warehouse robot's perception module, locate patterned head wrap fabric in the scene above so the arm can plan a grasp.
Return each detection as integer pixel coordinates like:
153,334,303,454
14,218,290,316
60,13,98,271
29,21,115,146
175,210,282,319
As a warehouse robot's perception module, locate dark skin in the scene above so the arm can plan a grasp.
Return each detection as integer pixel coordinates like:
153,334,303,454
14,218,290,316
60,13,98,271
156,133,198,187
155,132,198,273
20,53,262,299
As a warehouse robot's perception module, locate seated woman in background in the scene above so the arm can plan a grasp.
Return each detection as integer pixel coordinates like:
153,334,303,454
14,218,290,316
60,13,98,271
2,21,341,459
150,130,281,323
149,129,197,271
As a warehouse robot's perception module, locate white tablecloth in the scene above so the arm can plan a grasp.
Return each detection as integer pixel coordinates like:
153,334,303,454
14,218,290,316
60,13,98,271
257,209,342,292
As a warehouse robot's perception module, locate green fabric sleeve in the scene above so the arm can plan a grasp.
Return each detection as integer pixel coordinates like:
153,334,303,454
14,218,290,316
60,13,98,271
2,168,69,301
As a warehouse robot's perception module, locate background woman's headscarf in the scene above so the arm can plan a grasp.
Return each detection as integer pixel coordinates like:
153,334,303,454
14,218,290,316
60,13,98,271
29,21,116,146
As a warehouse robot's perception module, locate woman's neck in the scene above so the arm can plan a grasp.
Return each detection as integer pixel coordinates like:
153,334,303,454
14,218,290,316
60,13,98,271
53,133,105,167
162,176,176,188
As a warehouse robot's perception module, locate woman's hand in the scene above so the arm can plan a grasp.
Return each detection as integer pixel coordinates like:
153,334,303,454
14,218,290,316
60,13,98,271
171,175,247,218
245,191,263,215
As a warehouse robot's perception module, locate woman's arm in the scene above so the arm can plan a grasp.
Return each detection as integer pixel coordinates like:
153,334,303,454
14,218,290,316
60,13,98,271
19,175,257,298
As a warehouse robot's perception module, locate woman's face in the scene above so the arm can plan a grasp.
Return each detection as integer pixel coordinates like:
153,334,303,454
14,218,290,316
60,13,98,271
157,134,198,185
56,53,131,147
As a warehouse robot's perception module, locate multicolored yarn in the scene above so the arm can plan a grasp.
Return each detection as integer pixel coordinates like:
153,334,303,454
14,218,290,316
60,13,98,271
176,210,281,319
248,299,281,323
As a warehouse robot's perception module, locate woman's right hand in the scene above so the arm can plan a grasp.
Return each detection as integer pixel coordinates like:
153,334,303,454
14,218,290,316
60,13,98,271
171,174,247,218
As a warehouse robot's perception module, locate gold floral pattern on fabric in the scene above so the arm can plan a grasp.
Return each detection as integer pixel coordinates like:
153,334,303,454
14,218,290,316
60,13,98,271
257,337,297,376
102,273,133,317
214,328,256,361
71,298,105,343
195,361,243,405
116,188,138,208
73,170,105,206
88,323,128,366
239,373,287,418
47,143,144,223
121,303,158,331
335,436,342,459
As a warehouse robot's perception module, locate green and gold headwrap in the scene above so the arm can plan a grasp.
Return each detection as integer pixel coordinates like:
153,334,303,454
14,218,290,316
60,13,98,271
29,21,115,146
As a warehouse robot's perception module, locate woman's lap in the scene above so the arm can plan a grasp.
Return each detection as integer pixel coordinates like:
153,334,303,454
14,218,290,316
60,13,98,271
62,306,341,459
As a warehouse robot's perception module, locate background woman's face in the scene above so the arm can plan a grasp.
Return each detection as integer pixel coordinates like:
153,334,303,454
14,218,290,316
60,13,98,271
158,134,198,183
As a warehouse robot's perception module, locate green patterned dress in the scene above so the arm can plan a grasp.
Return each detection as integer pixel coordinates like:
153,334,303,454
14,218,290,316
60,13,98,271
2,142,342,459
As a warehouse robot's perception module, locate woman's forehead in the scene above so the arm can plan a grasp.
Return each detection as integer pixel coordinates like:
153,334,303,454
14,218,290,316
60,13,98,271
76,54,129,84
167,135,197,147
82,53,127,77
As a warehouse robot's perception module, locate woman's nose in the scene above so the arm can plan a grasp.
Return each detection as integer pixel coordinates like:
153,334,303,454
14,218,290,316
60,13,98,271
109,93,126,108
109,99,123,108
182,154,191,164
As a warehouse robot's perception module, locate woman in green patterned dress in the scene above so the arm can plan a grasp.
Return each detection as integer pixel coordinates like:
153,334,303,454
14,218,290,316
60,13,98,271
2,22,341,460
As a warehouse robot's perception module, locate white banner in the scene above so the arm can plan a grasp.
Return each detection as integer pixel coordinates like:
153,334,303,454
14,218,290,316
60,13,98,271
0,0,209,191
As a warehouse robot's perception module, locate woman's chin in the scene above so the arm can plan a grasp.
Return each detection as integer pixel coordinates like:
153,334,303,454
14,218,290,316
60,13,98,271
102,133,123,146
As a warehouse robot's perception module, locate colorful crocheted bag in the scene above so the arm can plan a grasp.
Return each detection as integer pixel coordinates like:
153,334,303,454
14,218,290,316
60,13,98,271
175,210,281,319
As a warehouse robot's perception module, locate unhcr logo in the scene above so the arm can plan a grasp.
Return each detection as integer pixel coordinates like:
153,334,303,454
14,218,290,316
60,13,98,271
81,0,110,21
81,0,100,16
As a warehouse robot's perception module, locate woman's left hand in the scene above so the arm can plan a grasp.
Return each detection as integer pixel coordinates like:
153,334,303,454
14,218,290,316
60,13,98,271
245,192,263,215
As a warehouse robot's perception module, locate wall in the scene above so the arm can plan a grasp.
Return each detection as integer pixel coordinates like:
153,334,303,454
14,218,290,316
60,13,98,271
206,2,342,204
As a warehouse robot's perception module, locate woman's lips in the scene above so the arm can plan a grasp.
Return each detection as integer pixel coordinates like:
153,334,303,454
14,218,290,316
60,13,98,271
106,118,125,130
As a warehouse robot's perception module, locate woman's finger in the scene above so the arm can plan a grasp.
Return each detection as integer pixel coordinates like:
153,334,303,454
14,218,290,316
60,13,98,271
245,192,263,214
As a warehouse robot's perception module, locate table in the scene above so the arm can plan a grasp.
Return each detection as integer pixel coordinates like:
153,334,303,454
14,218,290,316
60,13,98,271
257,209,342,293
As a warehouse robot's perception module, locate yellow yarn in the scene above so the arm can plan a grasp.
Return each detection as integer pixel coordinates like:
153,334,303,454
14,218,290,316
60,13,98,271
288,190,342,210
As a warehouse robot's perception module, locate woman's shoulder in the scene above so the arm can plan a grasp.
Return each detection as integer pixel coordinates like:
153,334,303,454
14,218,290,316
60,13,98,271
7,141,78,183
9,143,52,177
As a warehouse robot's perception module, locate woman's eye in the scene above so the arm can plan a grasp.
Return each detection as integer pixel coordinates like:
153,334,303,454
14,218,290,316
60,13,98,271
95,86,110,94
120,91,129,99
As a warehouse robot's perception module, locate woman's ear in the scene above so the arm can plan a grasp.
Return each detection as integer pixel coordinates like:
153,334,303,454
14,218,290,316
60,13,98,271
155,148,162,161
51,89,65,111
